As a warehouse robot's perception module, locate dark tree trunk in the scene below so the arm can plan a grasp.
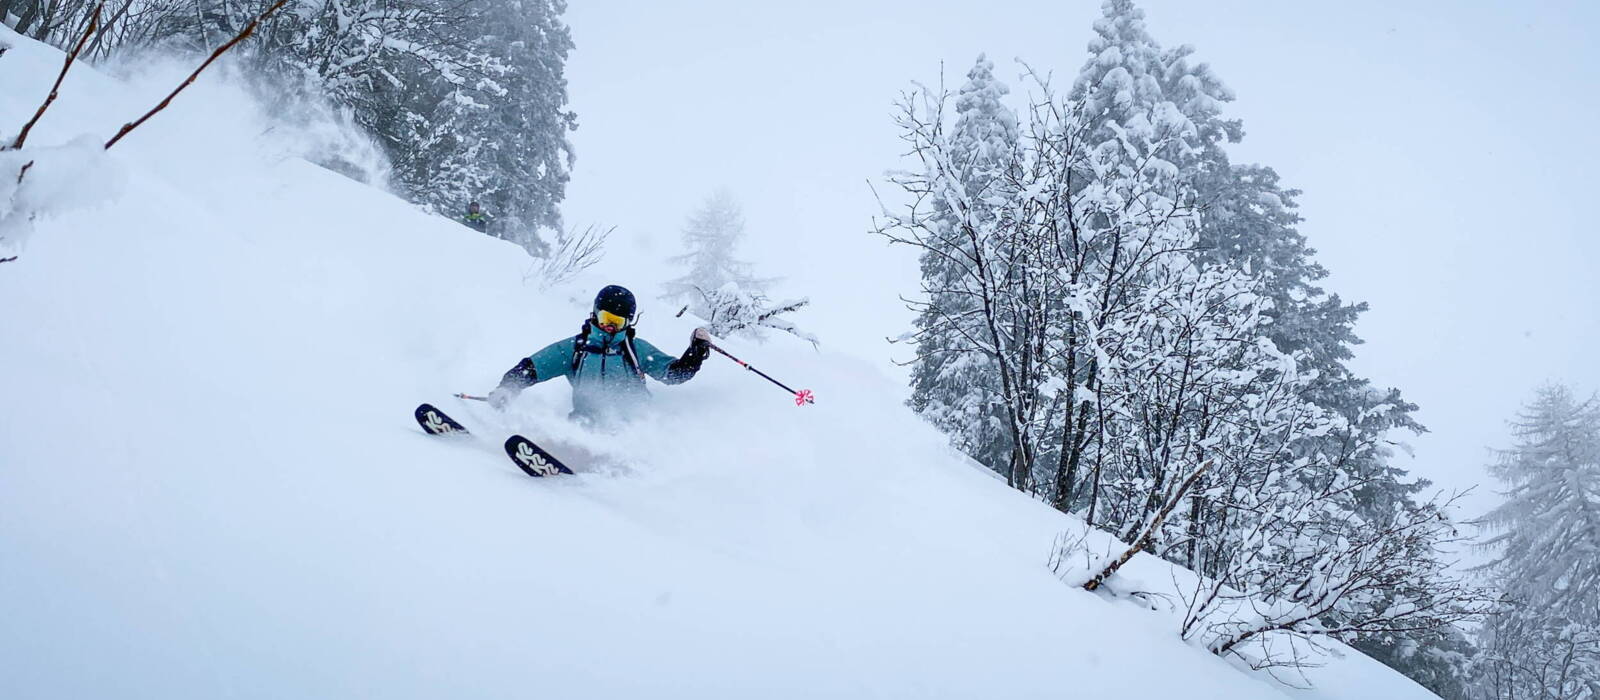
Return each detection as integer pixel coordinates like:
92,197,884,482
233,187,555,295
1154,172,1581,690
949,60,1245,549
12,0,41,35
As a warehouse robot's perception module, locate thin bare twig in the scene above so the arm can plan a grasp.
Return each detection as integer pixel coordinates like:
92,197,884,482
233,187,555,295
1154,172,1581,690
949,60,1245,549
524,224,612,289
8,3,102,152
103,0,289,150
5,0,286,267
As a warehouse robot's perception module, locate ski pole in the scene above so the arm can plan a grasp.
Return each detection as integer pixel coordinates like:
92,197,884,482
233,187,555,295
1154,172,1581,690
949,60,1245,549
455,393,489,402
708,342,815,406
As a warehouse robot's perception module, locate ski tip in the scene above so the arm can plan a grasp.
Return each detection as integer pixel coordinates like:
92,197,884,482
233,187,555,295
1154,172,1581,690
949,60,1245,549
503,435,574,477
415,403,470,436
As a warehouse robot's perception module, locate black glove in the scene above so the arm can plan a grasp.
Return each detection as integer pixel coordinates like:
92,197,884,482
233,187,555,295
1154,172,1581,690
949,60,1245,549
685,328,711,364
664,328,712,384
489,357,538,409
499,357,538,390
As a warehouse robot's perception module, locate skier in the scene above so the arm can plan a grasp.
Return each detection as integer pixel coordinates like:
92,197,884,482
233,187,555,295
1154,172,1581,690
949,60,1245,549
488,285,712,424
463,201,490,233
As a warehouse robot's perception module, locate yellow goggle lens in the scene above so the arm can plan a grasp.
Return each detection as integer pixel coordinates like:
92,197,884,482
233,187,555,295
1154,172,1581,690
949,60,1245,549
596,309,629,330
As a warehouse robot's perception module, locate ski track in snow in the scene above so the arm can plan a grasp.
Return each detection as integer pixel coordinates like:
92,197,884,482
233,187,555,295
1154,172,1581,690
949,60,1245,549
0,26,1434,700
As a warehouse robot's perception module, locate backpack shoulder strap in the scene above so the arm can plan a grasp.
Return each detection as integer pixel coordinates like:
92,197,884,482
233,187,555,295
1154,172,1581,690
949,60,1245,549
570,320,592,373
621,327,645,379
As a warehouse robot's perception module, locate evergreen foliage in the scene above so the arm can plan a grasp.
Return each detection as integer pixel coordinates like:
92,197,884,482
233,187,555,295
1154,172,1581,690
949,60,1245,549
1470,385,1600,700
884,0,1484,680
664,191,815,344
906,53,1018,475
9,0,578,254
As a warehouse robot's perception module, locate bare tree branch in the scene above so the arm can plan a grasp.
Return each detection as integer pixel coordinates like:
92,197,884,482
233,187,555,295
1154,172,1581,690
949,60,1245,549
4,0,287,266
7,2,100,152
103,0,289,150
524,224,612,290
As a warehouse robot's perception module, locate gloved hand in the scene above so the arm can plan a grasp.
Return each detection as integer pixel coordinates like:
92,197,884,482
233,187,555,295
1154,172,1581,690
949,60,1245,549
664,328,713,384
488,386,517,410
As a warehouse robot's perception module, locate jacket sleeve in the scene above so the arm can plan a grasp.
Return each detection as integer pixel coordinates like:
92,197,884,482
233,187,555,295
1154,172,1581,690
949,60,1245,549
634,336,710,385
498,337,578,391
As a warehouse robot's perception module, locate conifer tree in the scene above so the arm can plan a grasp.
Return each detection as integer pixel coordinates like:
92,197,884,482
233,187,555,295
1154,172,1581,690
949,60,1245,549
906,53,1019,474
407,0,577,253
1472,385,1600,700
664,191,814,344
888,0,1486,680
134,0,577,255
1149,23,1438,682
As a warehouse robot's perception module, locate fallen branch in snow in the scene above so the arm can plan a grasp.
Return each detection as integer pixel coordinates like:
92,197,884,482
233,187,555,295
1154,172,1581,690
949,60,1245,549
1081,460,1213,592
8,3,101,152
103,0,290,150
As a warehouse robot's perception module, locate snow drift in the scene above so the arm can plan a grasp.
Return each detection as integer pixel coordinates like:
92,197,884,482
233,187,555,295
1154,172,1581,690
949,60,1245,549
0,26,1435,699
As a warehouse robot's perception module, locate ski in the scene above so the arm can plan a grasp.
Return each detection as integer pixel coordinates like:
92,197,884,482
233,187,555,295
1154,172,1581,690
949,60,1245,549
415,402,470,436
416,403,573,477
504,434,574,477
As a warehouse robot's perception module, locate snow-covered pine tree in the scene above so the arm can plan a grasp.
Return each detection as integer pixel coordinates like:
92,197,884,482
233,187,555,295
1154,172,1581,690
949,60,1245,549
403,0,576,254
1051,0,1205,519
663,191,756,304
1156,30,1445,689
887,0,1491,675
471,0,577,250
1161,42,1427,539
1471,385,1600,700
1358,625,1476,700
131,0,576,256
905,54,1019,479
663,191,814,344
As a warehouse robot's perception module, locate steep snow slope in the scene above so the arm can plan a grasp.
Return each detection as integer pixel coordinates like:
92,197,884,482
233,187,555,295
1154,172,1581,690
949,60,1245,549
1,28,1435,699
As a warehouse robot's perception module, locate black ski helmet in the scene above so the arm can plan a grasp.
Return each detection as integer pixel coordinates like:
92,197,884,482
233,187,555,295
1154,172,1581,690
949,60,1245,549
592,285,637,324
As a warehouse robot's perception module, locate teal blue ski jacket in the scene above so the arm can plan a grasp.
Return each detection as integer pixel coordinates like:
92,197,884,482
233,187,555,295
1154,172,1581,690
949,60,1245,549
496,321,709,420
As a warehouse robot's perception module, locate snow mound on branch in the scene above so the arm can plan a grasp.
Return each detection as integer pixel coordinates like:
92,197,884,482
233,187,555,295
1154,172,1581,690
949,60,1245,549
0,24,1434,700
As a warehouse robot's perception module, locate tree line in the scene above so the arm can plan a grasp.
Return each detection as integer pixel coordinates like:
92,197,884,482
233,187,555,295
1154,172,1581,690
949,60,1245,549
2,0,577,254
879,1,1595,696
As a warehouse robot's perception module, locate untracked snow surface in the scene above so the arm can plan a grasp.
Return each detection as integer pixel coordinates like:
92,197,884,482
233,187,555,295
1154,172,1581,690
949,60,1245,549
1,28,1437,699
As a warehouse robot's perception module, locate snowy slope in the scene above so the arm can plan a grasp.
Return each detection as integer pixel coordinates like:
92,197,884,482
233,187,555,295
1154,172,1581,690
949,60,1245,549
1,28,1435,699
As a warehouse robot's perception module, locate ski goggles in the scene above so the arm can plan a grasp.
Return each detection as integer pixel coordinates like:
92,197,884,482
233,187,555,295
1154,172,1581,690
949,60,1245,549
595,309,630,331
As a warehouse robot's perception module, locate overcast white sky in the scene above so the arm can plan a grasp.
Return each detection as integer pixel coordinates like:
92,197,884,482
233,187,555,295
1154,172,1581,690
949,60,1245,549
558,0,1600,516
